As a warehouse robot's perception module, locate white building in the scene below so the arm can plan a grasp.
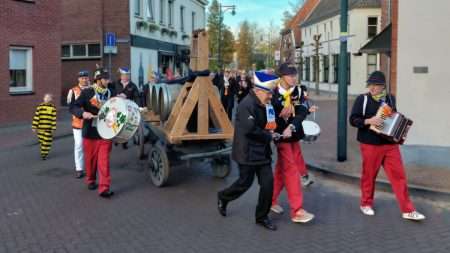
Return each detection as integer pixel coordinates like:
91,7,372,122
129,0,207,84
300,0,381,95
395,0,450,169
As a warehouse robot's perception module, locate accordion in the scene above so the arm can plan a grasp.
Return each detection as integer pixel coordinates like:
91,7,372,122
370,104,413,144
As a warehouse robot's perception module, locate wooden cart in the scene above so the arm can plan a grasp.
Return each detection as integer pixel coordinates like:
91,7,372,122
134,30,234,187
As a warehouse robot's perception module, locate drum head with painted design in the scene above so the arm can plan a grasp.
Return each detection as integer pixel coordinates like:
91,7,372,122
97,97,129,140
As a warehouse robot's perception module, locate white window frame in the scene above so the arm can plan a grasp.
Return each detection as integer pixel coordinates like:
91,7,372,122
368,16,378,39
367,53,378,77
135,0,141,17
145,0,154,21
61,43,102,60
159,0,165,25
168,0,174,28
180,5,185,32
192,11,196,32
9,46,33,93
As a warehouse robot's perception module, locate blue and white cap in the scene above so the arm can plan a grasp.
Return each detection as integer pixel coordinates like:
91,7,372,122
118,67,130,75
253,71,279,93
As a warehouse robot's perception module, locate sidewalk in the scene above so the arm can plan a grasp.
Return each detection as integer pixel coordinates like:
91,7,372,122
0,107,73,151
303,92,450,196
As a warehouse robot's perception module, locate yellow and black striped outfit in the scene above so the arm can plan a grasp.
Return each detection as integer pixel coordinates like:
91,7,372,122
32,102,57,159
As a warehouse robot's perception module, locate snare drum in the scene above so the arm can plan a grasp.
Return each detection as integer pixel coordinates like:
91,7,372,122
97,97,141,143
302,120,320,143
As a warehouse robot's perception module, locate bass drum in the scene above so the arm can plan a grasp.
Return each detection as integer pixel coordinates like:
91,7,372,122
97,97,141,143
302,120,320,143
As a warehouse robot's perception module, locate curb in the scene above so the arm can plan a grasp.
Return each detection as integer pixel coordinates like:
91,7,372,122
307,162,450,202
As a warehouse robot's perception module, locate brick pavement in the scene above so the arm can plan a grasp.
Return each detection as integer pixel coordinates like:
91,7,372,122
0,137,449,253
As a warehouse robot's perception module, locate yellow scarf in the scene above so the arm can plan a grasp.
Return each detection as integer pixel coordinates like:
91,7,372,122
372,90,387,102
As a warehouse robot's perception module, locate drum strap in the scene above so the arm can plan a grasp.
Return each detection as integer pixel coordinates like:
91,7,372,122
363,95,368,117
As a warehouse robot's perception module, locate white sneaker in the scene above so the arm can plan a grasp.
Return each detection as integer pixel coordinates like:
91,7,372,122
402,211,426,221
291,209,315,223
270,204,284,214
360,206,375,216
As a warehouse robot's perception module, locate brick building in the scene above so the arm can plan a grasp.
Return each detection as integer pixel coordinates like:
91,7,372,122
61,0,207,105
0,0,61,125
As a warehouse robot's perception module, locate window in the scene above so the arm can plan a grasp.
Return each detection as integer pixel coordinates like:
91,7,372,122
192,12,196,32
368,17,378,38
135,0,141,16
180,6,185,32
333,54,339,83
61,43,102,59
367,54,377,77
159,0,165,24
62,45,70,58
323,55,329,83
305,57,310,81
72,44,86,57
324,23,327,34
9,47,33,93
146,0,154,21
168,0,174,27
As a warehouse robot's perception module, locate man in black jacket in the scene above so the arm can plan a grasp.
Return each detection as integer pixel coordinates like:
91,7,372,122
70,68,116,198
114,67,139,149
349,71,425,221
217,71,279,231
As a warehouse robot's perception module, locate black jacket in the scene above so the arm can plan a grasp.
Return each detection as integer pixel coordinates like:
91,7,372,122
70,86,116,139
114,80,140,104
232,90,273,166
349,93,397,145
272,85,309,143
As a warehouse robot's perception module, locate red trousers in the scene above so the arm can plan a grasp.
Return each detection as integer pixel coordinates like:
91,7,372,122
83,138,112,193
272,142,305,218
359,143,415,213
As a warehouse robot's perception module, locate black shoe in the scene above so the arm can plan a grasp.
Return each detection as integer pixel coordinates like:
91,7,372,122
87,183,97,190
256,218,277,231
122,143,128,149
75,171,84,179
217,194,228,217
99,190,114,198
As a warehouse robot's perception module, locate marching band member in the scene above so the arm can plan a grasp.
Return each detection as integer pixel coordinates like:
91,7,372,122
217,71,279,231
114,67,139,149
349,71,425,220
32,93,57,160
70,68,115,198
270,63,316,223
67,70,90,178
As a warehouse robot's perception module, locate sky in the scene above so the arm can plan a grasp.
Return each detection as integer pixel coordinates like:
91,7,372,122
212,0,296,33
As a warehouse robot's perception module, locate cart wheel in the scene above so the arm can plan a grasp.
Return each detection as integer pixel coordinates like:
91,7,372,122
148,144,170,187
136,123,148,160
211,157,231,178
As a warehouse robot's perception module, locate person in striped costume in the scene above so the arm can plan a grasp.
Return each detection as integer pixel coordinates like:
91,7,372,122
32,94,57,160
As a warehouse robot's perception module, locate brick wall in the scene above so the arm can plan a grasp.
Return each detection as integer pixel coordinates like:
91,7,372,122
61,0,131,104
0,0,61,125
288,0,320,46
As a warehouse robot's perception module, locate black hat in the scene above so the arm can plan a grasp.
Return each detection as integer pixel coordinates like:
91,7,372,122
278,62,298,76
94,68,109,80
78,70,89,77
367,71,386,85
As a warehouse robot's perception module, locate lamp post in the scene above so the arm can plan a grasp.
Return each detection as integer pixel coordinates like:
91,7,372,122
218,3,236,71
337,0,348,161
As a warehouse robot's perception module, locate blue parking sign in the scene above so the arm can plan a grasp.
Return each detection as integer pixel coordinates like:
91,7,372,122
105,32,116,47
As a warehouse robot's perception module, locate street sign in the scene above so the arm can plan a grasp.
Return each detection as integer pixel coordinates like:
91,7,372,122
274,50,281,61
104,32,118,54
105,32,116,47
104,46,118,54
